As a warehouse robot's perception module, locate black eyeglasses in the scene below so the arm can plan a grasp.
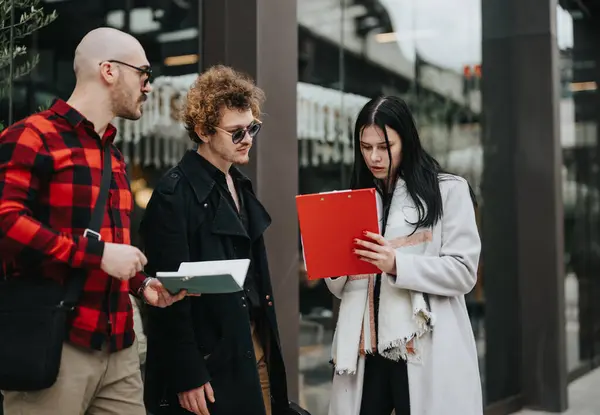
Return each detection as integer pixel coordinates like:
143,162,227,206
213,120,262,144
99,60,152,86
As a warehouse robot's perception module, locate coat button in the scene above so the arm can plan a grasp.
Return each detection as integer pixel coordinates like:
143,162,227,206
245,351,253,359
265,295,270,300
268,301,273,307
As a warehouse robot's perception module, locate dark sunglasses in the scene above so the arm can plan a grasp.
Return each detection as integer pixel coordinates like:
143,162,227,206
213,120,262,144
99,60,153,86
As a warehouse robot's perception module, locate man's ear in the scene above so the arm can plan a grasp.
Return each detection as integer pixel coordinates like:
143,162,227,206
99,61,117,85
194,125,209,144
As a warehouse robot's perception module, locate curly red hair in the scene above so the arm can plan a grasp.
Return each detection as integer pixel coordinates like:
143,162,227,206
182,65,265,144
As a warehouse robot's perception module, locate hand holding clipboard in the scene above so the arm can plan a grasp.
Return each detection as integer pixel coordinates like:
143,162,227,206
296,188,380,280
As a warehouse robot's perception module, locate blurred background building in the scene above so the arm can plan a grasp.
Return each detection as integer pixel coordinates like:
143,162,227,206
2,0,600,414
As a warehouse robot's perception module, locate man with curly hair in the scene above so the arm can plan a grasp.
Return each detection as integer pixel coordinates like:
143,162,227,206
140,65,293,415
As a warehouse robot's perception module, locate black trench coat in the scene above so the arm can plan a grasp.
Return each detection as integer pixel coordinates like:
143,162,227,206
140,150,290,415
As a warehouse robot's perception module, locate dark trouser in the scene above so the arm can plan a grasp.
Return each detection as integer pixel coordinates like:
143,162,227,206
359,354,410,415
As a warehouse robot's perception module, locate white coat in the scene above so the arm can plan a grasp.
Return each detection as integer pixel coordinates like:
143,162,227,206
326,175,483,415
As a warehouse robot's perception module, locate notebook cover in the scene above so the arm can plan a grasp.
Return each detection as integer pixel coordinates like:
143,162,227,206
156,274,242,295
155,259,250,294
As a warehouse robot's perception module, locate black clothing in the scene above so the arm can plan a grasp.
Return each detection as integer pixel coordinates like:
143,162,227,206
359,354,410,415
196,154,262,312
140,150,290,415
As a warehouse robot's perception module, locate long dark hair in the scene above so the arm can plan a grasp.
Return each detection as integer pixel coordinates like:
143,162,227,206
350,96,448,231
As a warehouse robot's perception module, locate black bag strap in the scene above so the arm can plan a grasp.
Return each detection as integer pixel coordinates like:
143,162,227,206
87,145,114,237
61,145,113,309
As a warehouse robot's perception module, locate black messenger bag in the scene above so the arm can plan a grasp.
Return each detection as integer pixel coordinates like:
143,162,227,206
0,145,112,391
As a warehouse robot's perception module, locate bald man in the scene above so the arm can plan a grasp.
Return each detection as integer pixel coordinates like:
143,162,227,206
0,27,185,415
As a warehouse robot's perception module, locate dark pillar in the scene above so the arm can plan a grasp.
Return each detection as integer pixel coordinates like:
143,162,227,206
482,0,567,411
203,0,300,400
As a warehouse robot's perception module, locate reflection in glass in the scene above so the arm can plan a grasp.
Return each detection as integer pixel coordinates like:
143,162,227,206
558,4,592,375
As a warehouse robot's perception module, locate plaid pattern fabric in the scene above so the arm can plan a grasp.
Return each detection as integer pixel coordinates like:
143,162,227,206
0,99,146,352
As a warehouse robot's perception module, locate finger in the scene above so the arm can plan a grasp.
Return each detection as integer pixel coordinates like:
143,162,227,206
181,394,192,412
363,231,388,245
174,290,187,302
354,239,384,253
142,288,156,306
157,288,170,307
194,387,210,415
134,248,148,266
180,394,191,412
205,382,215,403
188,394,202,415
358,256,376,264
122,269,132,281
135,259,143,273
354,249,382,260
199,400,210,415
196,393,209,415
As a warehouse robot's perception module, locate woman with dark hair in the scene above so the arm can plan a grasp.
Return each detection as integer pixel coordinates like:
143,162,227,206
325,96,482,415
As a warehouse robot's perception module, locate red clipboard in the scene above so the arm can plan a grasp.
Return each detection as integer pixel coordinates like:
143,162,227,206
296,188,380,280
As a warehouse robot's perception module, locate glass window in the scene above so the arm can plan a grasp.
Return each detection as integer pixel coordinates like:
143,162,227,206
0,0,200,236
563,3,600,377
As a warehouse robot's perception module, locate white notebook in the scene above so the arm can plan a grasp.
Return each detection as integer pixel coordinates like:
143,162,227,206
155,259,250,294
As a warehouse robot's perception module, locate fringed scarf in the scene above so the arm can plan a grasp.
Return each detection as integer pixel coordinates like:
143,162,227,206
331,230,435,375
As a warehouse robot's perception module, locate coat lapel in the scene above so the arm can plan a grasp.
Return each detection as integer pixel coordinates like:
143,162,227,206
178,151,271,242
242,187,271,242
211,193,249,239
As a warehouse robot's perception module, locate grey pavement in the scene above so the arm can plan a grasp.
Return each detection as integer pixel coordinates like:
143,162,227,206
512,368,600,415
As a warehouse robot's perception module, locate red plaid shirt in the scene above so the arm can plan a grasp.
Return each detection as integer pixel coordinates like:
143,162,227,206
0,99,146,352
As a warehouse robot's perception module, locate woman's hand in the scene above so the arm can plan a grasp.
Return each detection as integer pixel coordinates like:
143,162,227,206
354,231,396,275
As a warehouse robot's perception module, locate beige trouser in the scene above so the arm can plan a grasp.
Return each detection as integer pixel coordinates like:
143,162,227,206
1,340,144,415
251,322,271,415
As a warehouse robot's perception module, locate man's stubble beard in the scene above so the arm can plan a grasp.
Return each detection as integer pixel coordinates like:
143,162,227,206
214,143,251,166
234,153,251,165
112,82,142,121
229,146,251,166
